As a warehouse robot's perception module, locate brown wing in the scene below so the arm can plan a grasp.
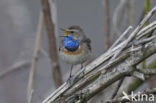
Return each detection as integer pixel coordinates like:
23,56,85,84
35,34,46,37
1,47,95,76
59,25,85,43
81,37,91,51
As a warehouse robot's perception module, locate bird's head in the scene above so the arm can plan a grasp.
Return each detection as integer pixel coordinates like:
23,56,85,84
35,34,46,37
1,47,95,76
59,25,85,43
60,25,85,41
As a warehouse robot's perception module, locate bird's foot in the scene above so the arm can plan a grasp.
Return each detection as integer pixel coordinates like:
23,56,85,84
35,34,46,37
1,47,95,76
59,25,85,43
81,66,86,76
67,75,75,85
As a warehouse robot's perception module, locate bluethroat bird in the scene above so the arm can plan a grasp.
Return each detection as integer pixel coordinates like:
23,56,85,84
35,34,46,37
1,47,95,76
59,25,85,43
59,25,91,79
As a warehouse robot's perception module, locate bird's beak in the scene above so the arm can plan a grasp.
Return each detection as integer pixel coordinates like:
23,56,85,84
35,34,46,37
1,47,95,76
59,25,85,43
60,28,69,36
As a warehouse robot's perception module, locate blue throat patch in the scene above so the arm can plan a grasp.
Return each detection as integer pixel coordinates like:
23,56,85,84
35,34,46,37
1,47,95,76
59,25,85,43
64,35,79,51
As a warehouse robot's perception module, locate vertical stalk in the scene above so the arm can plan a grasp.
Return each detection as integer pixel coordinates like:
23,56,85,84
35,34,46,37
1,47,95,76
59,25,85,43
41,0,62,87
27,12,44,103
103,0,110,50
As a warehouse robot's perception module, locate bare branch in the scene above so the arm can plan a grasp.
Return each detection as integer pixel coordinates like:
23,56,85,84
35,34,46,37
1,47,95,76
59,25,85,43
103,0,111,50
0,60,30,79
128,0,134,26
137,20,156,39
41,0,62,87
27,12,44,103
135,35,156,45
109,26,133,50
112,0,129,36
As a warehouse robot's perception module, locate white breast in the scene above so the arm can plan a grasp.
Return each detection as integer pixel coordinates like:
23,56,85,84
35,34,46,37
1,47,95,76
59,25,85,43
59,45,91,65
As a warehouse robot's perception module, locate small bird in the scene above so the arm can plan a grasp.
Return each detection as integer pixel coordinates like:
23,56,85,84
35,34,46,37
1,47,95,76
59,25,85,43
59,25,91,79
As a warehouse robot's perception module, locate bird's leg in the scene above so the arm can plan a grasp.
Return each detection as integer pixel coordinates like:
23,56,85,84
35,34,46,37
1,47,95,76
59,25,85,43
81,64,85,75
69,64,73,78
80,64,83,69
67,65,73,84
80,64,85,94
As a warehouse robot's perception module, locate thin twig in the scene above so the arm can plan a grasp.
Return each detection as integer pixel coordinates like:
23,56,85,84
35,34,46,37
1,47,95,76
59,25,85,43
137,20,156,39
128,0,134,26
0,61,30,79
135,35,156,45
27,12,44,103
109,26,133,64
41,0,62,87
112,0,129,37
103,0,110,50
109,26,133,50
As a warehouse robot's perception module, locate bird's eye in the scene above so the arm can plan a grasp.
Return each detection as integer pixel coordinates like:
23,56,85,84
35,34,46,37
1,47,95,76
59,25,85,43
70,31,74,34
